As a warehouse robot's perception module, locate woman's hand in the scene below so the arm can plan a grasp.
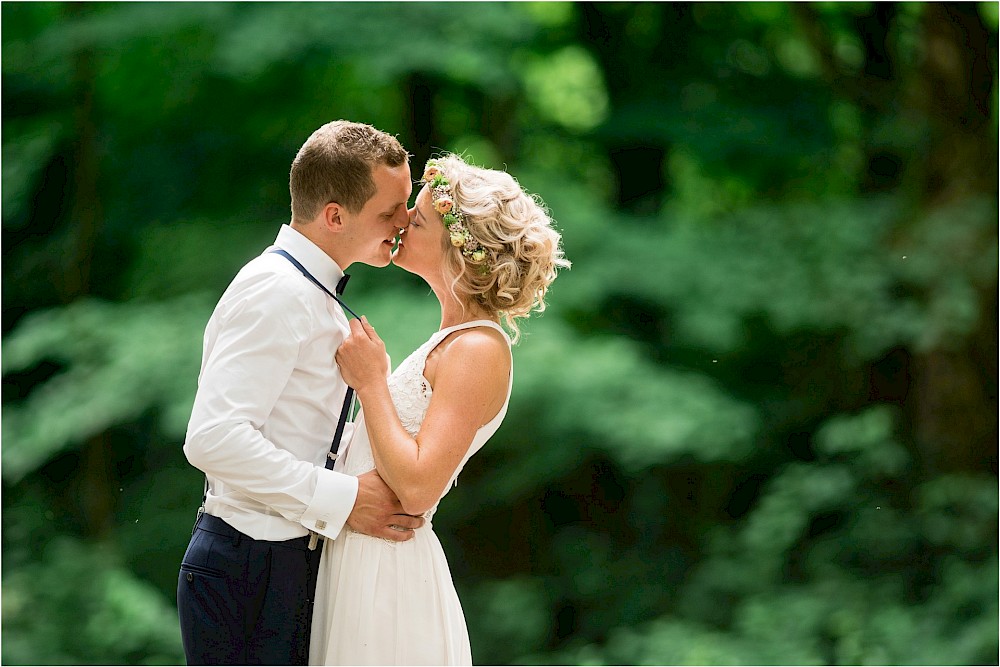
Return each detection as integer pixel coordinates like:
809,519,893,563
335,316,389,392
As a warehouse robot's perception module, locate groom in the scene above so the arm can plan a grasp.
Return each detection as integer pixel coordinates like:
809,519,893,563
177,120,421,665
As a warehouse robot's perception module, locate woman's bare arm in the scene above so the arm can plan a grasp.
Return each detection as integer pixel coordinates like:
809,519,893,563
336,318,509,515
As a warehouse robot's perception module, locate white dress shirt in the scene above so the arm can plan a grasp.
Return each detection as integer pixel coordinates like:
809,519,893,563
184,224,358,542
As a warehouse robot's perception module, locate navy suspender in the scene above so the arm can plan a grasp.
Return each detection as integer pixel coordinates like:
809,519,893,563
270,248,356,469
269,248,360,319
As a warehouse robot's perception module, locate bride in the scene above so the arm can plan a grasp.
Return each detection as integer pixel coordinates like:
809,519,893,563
308,154,569,665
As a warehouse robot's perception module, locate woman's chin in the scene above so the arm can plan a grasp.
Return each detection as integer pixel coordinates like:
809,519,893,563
390,249,409,270
391,252,424,278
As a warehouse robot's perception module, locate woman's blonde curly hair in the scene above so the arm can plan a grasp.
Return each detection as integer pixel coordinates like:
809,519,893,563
429,154,570,343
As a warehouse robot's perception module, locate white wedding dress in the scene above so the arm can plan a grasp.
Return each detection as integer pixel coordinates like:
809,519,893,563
309,320,512,666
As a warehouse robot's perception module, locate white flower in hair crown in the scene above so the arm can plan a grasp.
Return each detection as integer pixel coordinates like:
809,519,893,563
422,161,488,264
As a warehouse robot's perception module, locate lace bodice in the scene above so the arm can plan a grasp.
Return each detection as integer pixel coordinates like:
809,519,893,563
339,320,513,518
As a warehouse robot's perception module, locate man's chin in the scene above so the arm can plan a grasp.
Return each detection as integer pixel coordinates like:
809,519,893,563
358,249,394,268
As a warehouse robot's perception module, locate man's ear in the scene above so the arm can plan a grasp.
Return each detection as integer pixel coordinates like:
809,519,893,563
323,201,345,232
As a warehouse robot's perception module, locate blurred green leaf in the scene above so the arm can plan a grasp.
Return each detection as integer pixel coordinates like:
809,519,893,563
2,295,211,482
2,536,184,665
816,406,910,477
1,2,995,664
521,46,610,132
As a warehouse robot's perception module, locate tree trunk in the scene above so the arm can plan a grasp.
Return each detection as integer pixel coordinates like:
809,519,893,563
906,3,997,475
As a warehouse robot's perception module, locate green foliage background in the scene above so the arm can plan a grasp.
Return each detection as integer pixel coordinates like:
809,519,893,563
2,2,997,665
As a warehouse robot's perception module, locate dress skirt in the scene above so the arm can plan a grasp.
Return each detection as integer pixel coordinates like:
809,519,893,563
308,523,472,665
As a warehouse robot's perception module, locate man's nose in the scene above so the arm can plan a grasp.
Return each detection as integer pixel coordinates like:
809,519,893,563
393,207,410,229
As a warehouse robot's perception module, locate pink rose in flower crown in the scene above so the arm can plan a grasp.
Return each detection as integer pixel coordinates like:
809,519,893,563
434,196,454,214
422,165,441,182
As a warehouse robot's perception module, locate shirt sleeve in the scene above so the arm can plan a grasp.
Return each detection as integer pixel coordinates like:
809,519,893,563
183,271,357,540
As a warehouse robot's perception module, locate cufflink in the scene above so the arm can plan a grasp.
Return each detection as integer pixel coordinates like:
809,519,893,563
316,520,327,530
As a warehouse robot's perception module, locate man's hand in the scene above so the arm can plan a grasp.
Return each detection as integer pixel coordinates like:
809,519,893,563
347,470,424,541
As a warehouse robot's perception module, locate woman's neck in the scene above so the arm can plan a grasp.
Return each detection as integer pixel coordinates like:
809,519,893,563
431,285,497,330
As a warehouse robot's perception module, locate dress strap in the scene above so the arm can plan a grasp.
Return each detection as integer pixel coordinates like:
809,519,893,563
436,319,510,344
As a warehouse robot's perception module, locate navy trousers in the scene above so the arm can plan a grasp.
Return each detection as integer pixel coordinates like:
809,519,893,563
177,513,323,665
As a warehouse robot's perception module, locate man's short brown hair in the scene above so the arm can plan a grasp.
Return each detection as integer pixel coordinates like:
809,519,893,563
290,120,409,219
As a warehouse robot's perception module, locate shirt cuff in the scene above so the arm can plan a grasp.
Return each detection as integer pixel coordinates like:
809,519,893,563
300,469,359,540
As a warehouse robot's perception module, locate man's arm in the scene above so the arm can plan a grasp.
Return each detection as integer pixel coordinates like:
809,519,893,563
184,271,360,540
350,470,423,539
184,270,422,541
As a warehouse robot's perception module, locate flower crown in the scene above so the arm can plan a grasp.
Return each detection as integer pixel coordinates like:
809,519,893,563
421,160,488,264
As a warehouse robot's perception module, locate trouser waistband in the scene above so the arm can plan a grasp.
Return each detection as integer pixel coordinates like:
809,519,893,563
194,512,316,551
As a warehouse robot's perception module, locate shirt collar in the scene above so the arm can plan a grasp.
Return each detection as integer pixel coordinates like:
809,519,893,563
272,224,345,293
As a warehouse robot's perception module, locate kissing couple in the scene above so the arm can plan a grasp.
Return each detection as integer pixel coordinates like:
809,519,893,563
176,120,569,665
